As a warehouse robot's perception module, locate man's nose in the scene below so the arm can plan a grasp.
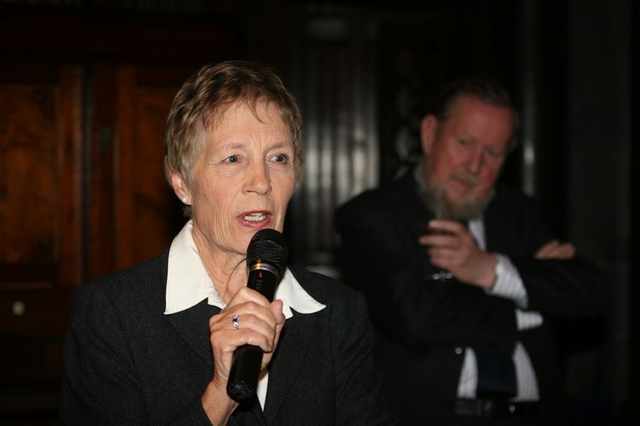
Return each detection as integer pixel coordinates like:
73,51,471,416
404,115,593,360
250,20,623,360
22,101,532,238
467,148,484,174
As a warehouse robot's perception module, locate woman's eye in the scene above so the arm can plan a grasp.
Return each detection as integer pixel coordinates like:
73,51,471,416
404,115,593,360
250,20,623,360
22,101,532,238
225,155,239,163
271,154,289,163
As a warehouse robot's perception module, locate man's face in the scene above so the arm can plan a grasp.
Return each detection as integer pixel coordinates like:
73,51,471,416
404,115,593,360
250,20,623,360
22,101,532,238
421,94,514,218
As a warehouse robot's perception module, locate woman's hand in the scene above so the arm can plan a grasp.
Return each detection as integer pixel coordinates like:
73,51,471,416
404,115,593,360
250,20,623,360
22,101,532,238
201,287,285,424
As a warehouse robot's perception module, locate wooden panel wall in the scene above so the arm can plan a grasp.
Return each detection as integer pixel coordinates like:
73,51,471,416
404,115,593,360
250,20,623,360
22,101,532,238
0,4,239,422
0,66,82,417
114,69,187,271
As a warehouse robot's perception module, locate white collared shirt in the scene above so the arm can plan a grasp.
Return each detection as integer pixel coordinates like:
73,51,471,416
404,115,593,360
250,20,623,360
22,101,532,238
164,220,326,408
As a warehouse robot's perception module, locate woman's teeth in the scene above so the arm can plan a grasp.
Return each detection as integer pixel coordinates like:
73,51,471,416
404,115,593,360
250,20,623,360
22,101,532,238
244,213,267,221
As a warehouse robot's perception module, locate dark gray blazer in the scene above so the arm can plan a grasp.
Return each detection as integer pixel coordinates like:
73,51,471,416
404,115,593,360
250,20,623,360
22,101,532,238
334,170,605,425
60,252,397,425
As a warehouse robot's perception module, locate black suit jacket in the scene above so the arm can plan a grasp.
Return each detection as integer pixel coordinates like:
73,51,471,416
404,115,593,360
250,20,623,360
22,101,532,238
60,252,397,425
334,170,605,425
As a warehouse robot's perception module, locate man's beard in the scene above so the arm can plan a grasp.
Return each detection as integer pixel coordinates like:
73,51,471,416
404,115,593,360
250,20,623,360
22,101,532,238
424,184,492,221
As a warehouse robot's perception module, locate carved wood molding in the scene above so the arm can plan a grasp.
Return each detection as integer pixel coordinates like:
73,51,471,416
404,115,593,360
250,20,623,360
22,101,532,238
0,4,240,66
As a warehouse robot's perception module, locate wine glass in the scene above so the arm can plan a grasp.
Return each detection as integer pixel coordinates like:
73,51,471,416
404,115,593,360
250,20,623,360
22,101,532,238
424,210,454,282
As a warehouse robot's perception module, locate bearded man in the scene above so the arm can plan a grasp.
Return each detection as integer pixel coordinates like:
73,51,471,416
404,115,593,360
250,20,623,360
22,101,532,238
334,78,604,425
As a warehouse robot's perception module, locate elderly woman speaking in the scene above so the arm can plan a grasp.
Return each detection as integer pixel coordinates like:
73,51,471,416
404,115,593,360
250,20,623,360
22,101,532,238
60,61,396,425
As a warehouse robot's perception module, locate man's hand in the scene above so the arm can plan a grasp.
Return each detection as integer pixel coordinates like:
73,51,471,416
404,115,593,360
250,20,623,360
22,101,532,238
419,219,497,289
535,240,575,259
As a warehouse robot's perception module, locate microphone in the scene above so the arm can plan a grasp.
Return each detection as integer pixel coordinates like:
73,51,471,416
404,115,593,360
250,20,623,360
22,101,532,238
226,229,288,402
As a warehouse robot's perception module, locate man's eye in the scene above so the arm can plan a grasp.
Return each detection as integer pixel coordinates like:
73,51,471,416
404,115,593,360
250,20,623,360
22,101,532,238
485,149,502,159
458,139,469,146
225,155,239,163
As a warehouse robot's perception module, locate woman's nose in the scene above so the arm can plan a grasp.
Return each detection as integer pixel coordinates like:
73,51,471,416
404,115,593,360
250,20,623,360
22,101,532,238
244,162,272,195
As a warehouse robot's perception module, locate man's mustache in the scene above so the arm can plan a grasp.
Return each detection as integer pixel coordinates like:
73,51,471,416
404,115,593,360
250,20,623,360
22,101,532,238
451,171,479,186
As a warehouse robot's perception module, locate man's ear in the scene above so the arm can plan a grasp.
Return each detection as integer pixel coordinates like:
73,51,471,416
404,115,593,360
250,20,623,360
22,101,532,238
420,114,438,155
170,170,191,205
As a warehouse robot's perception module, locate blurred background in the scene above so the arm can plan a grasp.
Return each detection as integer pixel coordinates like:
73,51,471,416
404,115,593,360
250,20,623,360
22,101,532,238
0,0,637,424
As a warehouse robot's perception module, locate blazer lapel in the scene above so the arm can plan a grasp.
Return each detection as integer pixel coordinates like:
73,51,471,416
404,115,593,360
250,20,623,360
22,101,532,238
262,310,315,421
168,301,271,426
167,300,220,369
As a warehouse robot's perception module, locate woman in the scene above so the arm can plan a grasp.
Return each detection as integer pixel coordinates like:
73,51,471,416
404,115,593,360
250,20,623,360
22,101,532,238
60,61,396,425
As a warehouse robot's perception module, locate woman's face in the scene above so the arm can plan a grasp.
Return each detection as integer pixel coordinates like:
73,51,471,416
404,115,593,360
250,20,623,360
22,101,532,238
174,101,296,264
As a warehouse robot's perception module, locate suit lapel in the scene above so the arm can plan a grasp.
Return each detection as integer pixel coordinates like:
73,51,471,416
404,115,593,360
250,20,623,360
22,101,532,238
168,301,271,425
482,194,516,253
167,300,220,369
262,310,315,421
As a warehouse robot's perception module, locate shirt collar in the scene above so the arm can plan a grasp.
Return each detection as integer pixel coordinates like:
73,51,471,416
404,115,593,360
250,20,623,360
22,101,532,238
164,220,325,317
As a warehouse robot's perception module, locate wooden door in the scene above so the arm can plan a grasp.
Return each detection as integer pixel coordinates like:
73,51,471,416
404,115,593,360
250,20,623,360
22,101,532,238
0,65,82,415
85,66,190,280
111,67,188,272
0,64,207,421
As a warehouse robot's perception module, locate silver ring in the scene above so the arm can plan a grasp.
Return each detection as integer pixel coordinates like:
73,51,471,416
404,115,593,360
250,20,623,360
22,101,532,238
232,314,239,329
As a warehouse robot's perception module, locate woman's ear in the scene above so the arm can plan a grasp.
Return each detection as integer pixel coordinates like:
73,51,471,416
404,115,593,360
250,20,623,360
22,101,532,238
170,171,191,205
420,114,438,155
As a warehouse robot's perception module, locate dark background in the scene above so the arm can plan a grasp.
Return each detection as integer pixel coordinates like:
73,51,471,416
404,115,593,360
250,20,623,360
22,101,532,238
0,0,636,424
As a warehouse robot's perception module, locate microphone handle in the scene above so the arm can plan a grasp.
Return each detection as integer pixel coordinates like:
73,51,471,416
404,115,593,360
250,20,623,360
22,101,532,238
226,265,279,401
227,345,264,401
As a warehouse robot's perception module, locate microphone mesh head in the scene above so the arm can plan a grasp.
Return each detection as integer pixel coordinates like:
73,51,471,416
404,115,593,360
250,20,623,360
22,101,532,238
247,229,288,275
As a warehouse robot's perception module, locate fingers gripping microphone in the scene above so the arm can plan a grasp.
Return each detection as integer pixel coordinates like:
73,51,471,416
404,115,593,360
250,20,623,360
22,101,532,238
227,229,288,402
